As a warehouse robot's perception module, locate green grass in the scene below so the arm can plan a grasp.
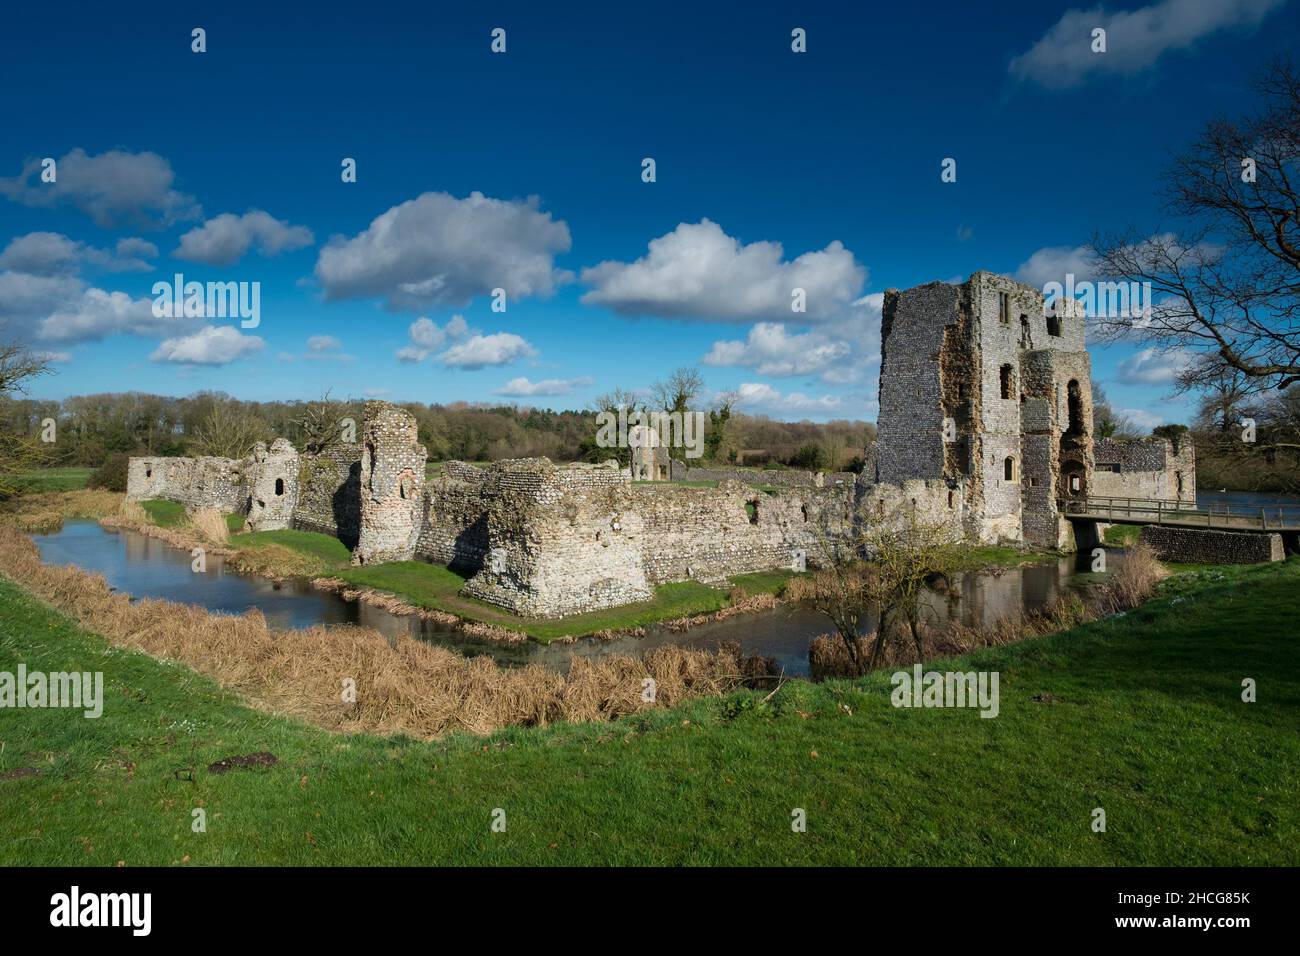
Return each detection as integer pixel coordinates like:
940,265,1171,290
0,558,1296,865
139,499,186,527
228,529,352,568
3,467,94,493
225,513,246,533
953,545,1059,570
334,561,730,641
728,569,798,595
1103,524,1143,546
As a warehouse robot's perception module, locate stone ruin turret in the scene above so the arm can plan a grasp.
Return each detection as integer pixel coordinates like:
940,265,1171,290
353,400,427,565
243,438,300,532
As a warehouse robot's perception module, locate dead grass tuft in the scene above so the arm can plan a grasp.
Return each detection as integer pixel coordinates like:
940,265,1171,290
187,507,229,546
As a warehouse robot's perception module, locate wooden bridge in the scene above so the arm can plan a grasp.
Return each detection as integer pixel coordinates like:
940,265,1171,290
1062,496,1300,534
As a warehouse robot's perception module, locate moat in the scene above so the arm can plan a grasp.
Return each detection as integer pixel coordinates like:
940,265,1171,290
34,519,1140,677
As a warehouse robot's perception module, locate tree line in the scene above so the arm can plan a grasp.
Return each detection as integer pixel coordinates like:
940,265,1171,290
0,384,873,475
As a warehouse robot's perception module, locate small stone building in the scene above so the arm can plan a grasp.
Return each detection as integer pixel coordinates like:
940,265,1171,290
1092,436,1196,502
629,423,670,481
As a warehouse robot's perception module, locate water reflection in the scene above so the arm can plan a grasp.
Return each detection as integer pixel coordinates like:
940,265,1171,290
35,520,1121,678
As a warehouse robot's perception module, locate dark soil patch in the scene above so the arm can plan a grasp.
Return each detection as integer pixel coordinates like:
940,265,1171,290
208,752,278,774
0,767,40,781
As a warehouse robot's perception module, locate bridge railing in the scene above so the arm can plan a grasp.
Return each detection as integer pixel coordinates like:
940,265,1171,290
1061,495,1300,532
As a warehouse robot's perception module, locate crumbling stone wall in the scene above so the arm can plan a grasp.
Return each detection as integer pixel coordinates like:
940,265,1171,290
1093,437,1196,502
667,461,855,488
243,439,300,531
353,401,426,565
126,454,249,513
1140,525,1283,564
633,480,854,584
416,463,490,573
291,442,361,547
856,477,967,554
460,459,654,616
877,282,960,485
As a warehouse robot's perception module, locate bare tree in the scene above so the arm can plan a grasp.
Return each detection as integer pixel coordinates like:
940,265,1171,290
1092,60,1300,391
650,366,705,413
290,390,354,455
189,403,264,459
788,505,959,674
0,344,52,499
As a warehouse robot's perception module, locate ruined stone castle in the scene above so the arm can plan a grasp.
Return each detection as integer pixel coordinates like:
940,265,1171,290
129,401,853,617
873,271,1192,548
127,272,1194,617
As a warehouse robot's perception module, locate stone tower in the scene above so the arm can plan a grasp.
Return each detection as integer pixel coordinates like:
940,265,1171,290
876,272,1093,548
352,401,427,565
243,438,300,531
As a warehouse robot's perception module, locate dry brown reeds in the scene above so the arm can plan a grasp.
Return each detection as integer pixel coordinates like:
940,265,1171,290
187,506,230,546
0,525,774,739
808,545,1167,681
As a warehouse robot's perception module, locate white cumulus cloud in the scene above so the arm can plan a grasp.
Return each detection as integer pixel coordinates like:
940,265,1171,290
496,376,594,397
733,382,844,414
395,314,470,363
150,325,264,365
440,332,536,370
175,210,314,266
1117,347,1195,385
580,219,867,323
0,148,201,227
0,232,157,276
315,191,572,310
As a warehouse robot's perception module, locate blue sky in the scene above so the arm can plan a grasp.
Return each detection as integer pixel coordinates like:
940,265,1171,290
1,0,1295,427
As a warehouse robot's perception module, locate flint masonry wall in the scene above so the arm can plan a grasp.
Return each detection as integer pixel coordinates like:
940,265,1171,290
877,282,959,485
635,480,857,584
1093,437,1196,502
292,442,361,548
1140,525,1283,564
415,462,491,573
460,460,654,616
244,438,299,531
353,401,426,565
668,460,856,488
127,455,248,512
877,272,1096,549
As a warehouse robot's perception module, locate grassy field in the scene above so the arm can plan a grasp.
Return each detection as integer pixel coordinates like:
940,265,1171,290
3,467,94,494
0,558,1296,865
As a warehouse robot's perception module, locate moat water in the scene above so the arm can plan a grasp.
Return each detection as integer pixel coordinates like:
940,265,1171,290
33,519,1145,677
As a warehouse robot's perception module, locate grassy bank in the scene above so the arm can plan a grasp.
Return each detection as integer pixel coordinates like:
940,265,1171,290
1,558,1296,865
331,563,794,642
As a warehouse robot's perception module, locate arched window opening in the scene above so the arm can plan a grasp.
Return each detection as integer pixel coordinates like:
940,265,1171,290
1004,457,1016,482
1067,380,1083,435
1000,364,1014,400
274,478,284,497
